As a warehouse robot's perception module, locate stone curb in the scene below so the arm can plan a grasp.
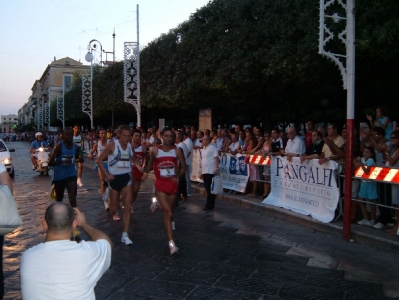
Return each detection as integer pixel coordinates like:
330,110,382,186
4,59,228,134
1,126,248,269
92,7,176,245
192,185,399,252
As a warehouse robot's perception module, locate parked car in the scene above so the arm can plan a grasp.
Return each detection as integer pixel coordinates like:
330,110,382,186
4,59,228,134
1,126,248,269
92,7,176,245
0,139,15,178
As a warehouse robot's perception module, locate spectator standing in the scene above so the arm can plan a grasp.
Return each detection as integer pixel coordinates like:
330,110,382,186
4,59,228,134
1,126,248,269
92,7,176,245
259,132,271,198
183,131,193,196
200,135,219,210
242,132,259,196
305,121,315,148
354,147,378,226
226,133,240,155
381,130,399,235
366,105,393,140
193,131,204,149
176,131,189,200
238,130,246,150
270,129,284,156
362,128,395,229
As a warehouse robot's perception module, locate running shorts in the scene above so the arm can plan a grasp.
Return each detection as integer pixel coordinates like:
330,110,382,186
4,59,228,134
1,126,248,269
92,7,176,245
154,178,178,195
108,173,131,192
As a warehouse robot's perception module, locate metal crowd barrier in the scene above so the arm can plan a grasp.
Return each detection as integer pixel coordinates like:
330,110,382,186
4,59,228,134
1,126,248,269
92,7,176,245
334,163,399,222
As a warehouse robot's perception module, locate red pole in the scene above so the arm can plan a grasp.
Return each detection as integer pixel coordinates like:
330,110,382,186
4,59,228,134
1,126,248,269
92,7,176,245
343,0,355,241
343,120,354,240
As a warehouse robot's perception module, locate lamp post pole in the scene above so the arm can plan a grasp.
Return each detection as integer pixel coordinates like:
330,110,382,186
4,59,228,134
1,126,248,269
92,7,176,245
83,39,103,149
319,0,355,241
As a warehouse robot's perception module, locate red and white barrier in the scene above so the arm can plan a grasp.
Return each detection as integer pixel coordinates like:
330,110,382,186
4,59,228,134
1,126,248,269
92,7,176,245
354,166,399,183
249,155,271,166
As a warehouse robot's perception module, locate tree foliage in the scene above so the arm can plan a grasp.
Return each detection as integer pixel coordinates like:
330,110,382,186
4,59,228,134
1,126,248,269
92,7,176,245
54,0,399,129
140,0,399,127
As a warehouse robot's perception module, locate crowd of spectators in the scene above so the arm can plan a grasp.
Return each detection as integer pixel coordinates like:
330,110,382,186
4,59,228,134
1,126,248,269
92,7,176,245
5,105,399,235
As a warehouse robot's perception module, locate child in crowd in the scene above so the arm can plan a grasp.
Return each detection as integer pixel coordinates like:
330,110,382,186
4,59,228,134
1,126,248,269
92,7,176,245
355,146,378,226
366,105,393,140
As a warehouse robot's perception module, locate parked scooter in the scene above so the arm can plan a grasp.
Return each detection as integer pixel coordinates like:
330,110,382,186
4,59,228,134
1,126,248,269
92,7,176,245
35,147,50,176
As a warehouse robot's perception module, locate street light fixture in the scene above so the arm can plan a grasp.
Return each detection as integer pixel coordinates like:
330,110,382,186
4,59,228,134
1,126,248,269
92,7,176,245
82,39,103,149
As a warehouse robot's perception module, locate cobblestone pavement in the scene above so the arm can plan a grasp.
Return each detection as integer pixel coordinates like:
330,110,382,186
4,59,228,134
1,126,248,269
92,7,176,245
3,142,399,299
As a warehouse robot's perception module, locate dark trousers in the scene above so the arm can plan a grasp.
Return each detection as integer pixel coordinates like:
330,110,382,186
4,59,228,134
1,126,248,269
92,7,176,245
377,182,394,225
1,235,3,299
178,174,187,198
203,174,216,208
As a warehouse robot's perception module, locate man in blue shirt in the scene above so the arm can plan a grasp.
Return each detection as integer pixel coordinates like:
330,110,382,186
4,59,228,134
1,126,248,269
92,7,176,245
48,128,83,208
30,132,48,170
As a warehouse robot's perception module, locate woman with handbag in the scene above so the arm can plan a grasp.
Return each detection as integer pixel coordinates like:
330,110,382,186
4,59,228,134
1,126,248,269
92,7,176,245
0,162,13,299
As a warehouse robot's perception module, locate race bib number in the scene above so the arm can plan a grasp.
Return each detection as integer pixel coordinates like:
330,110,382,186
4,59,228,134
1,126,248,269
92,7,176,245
160,165,175,177
117,160,130,168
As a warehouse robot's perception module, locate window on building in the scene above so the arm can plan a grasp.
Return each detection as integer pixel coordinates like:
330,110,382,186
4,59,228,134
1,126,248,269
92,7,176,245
63,75,72,92
65,61,70,65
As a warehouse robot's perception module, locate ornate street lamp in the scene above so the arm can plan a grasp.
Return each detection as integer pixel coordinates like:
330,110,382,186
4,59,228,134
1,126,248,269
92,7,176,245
319,0,355,240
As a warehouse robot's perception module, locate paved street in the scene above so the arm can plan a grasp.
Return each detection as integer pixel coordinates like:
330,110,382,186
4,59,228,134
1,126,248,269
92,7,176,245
3,141,399,299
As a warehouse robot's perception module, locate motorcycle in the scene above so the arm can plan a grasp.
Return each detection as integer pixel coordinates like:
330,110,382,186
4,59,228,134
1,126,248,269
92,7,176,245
35,147,50,176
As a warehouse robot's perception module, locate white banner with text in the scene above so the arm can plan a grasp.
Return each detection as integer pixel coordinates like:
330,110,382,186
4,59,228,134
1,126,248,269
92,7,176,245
262,156,340,223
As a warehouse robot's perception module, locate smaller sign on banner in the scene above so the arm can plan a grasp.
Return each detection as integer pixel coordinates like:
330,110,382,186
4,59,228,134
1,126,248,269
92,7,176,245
190,150,249,192
219,153,249,193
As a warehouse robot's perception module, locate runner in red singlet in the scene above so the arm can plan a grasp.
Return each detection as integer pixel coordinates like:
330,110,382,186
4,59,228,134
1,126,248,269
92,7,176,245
143,127,186,255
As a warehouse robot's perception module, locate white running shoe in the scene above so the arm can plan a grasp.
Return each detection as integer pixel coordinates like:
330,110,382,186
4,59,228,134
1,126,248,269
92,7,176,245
121,235,133,245
169,242,179,256
150,200,158,212
357,219,370,226
373,222,384,229
172,221,175,231
368,220,375,227
77,178,83,187
102,188,109,202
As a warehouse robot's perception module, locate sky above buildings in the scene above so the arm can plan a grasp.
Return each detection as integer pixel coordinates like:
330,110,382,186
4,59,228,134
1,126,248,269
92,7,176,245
0,0,211,115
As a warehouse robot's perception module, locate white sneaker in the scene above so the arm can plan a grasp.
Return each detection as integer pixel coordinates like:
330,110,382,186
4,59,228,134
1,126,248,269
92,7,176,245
150,200,158,212
373,222,384,229
187,193,192,197
172,221,175,231
121,235,133,245
77,178,83,187
357,219,370,226
368,220,375,227
102,188,109,202
169,242,178,256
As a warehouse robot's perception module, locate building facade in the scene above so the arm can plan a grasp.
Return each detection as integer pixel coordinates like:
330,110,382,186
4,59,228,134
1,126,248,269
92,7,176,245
18,57,90,131
1,114,18,132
